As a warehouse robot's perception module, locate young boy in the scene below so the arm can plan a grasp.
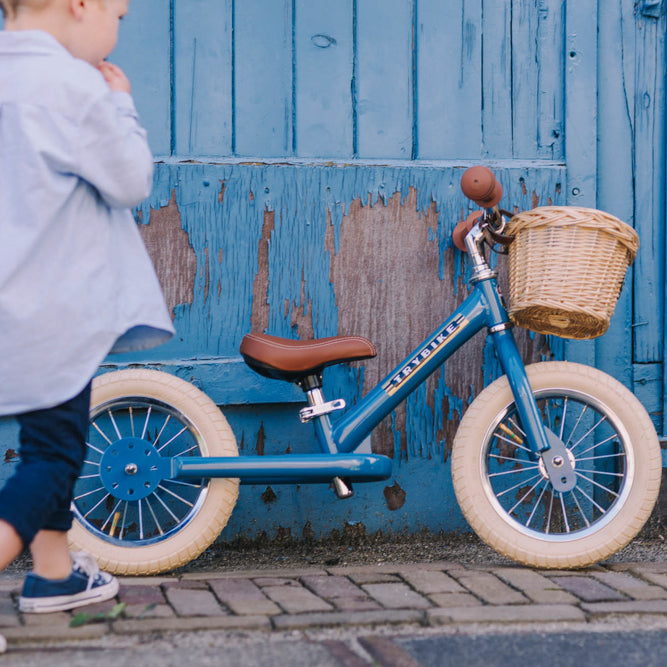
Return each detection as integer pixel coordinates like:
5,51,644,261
0,0,174,635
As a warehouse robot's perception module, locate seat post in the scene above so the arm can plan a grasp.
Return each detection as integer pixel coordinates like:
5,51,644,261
299,376,354,500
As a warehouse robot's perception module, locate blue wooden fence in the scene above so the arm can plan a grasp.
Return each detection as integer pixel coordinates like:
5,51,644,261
1,1,665,541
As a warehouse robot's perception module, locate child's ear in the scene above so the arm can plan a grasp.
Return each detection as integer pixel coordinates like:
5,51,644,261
69,0,87,20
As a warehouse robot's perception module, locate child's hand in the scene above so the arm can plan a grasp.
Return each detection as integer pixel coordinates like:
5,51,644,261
98,62,131,94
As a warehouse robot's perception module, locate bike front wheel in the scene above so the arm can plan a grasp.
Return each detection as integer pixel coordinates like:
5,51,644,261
452,362,661,569
68,369,239,575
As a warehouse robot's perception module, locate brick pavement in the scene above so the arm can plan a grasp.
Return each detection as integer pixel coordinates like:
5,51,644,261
2,560,667,648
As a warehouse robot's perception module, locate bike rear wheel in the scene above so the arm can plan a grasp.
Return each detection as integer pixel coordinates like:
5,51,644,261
452,362,661,568
68,369,239,575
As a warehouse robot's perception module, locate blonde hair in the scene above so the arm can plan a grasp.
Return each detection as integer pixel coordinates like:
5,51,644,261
0,1,52,19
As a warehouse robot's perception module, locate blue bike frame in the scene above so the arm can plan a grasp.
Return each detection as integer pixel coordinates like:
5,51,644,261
168,222,561,489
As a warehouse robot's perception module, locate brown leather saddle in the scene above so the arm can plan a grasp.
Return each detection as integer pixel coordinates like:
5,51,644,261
240,332,376,382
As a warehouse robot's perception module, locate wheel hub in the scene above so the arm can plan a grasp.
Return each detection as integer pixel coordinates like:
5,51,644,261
99,437,163,501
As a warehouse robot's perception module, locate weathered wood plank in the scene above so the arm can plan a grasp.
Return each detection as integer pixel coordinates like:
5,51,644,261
481,0,511,158
563,0,597,366
356,0,414,158
417,0,482,159
595,0,636,389
110,0,171,156
173,0,232,156
234,0,294,156
633,5,666,363
295,0,354,157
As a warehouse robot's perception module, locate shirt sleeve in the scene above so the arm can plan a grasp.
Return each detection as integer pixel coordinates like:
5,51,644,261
75,91,154,209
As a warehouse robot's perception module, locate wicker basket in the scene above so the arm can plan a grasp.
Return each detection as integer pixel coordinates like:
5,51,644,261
505,206,639,339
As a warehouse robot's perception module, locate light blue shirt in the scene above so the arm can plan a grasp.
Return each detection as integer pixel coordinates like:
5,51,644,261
0,30,174,415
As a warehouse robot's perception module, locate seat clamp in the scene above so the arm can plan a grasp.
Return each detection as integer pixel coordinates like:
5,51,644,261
299,399,346,423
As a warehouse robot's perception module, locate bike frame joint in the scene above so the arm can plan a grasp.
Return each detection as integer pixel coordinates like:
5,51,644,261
300,398,346,423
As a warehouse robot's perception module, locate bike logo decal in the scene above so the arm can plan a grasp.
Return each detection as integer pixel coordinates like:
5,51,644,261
384,315,469,396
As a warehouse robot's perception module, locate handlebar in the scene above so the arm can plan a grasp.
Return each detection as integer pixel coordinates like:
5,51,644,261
453,166,511,253
460,166,503,208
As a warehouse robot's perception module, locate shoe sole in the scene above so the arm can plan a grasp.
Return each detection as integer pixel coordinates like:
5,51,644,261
18,577,119,614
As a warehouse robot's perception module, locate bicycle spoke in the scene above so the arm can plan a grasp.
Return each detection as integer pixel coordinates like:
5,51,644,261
574,484,608,515
141,406,152,440
508,477,544,516
153,490,181,523
157,426,188,453
138,499,146,540
163,479,203,490
495,472,543,499
101,499,123,532
559,397,568,441
129,406,135,437
576,452,625,462
575,433,618,458
559,492,570,532
489,465,539,479
525,481,548,528
84,492,111,519
575,470,620,498
563,404,588,449
569,414,608,452
106,409,123,441
145,496,164,536
157,484,194,507
570,488,591,528
154,414,171,447
74,486,105,501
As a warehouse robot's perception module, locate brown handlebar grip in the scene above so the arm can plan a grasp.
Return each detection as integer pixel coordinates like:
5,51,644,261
461,166,503,208
452,211,483,252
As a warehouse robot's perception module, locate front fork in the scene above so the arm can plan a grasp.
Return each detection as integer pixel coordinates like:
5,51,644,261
484,323,575,497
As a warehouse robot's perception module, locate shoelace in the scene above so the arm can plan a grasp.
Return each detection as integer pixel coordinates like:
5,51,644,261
71,551,102,591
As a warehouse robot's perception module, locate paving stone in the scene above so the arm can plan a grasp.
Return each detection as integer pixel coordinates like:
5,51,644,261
252,577,302,588
181,568,327,580
362,583,432,609
118,584,167,606
428,593,481,607
209,578,281,615
331,597,382,612
581,600,667,616
401,570,465,595
346,572,401,585
301,575,368,599
636,571,667,589
123,603,175,619
493,568,577,604
591,570,667,600
112,614,271,634
21,611,71,627
327,562,462,577
271,609,424,630
164,586,227,617
452,571,528,605
606,562,667,574
551,575,627,602
262,584,334,614
2,622,109,643
428,604,586,625
0,596,19,628
116,576,178,586
162,580,210,590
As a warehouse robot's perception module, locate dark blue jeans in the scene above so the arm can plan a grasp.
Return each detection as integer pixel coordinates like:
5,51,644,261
0,383,91,547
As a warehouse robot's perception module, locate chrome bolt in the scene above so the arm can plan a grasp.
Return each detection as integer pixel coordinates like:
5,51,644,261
125,463,138,475
552,456,564,467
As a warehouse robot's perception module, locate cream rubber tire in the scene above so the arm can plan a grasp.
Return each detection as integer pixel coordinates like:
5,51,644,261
68,369,239,575
452,362,661,569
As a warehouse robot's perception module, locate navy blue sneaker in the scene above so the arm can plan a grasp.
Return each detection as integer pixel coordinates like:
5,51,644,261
18,552,118,614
